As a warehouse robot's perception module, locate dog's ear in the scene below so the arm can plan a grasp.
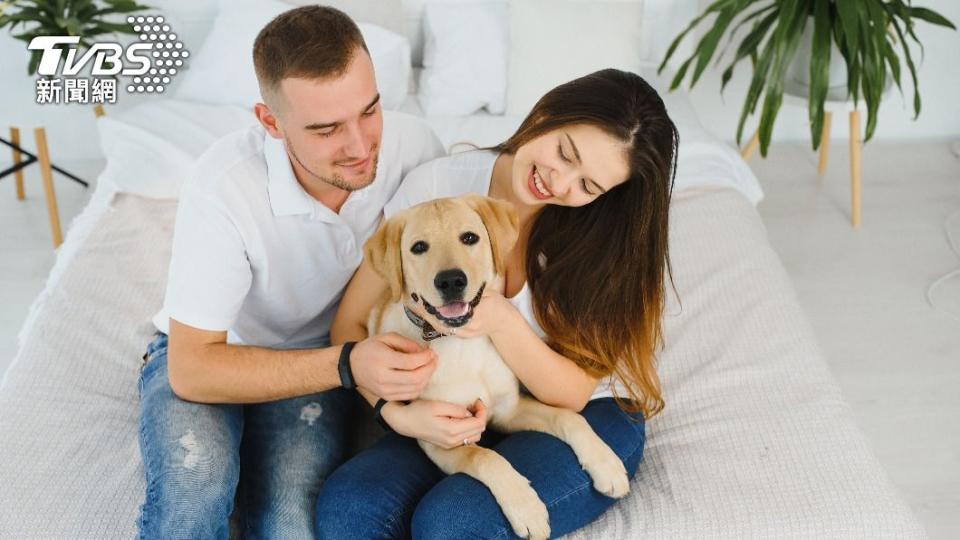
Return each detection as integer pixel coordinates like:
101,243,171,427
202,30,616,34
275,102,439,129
364,213,406,303
462,195,519,277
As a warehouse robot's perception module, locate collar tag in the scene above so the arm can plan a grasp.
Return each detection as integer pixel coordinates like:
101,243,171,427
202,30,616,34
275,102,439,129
403,306,447,342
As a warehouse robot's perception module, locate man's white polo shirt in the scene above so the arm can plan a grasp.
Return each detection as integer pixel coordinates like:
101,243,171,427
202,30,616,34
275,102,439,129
152,111,444,348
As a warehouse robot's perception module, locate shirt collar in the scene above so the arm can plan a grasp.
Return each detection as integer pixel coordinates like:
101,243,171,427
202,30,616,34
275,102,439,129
264,134,319,218
263,133,375,221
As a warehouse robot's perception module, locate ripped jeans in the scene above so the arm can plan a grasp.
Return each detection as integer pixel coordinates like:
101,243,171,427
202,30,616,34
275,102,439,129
137,332,352,540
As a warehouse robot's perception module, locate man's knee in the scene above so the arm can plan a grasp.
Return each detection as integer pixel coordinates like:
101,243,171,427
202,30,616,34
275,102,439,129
138,448,240,539
138,371,243,539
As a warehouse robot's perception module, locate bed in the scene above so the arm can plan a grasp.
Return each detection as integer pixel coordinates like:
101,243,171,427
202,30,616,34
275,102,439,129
0,0,925,538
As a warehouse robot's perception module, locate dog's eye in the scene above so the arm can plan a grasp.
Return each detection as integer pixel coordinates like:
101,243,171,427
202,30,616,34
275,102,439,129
410,241,429,254
460,232,480,245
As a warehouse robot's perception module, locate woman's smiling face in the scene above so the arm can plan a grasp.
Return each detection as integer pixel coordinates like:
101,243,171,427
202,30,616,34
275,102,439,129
509,123,631,208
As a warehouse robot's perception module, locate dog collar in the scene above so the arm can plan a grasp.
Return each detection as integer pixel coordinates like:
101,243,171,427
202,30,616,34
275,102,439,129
403,306,447,341
404,283,487,342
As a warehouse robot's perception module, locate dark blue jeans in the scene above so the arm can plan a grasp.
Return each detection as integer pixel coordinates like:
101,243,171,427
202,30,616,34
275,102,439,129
314,398,645,539
137,332,353,539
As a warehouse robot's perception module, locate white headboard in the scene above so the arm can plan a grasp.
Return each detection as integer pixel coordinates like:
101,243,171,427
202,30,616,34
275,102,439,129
156,0,698,70
403,0,699,69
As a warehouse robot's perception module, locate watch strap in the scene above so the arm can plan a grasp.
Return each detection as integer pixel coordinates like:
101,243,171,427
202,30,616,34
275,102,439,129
338,341,357,390
373,398,393,432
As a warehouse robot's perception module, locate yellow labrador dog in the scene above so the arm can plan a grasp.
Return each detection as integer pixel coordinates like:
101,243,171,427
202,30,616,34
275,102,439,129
364,194,629,539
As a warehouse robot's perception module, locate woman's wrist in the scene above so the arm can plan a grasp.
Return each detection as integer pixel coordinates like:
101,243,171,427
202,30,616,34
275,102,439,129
489,296,522,337
380,400,407,433
490,303,526,346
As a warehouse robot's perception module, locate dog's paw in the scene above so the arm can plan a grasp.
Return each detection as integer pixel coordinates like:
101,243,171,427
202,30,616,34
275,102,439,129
583,446,630,499
499,482,550,540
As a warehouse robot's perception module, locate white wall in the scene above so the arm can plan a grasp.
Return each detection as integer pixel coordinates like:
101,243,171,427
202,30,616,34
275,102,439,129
0,0,957,163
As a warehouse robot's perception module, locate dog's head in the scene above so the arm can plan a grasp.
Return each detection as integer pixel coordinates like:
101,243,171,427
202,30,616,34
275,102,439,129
365,195,519,328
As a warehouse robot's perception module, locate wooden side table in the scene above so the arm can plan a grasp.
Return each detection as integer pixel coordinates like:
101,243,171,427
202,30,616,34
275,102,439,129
740,82,885,229
3,106,101,248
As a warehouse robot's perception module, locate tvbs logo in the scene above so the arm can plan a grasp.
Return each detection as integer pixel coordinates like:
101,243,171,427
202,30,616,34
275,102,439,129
28,15,188,104
28,36,151,76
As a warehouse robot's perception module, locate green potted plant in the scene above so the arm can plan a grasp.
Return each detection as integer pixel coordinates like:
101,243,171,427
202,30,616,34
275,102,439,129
0,0,149,75
659,0,956,157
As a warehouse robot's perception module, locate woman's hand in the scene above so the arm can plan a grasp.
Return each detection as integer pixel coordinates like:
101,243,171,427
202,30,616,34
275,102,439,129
381,398,487,449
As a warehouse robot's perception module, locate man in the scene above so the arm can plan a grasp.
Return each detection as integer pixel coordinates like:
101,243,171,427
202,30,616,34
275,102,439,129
137,6,445,537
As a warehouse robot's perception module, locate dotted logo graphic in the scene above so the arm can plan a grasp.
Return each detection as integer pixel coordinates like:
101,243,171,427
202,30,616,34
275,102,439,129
125,15,189,94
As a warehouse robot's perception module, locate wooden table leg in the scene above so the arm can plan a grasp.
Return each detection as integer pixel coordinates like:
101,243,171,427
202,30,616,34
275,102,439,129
33,127,63,248
10,127,25,200
849,110,862,228
818,111,832,175
741,129,760,161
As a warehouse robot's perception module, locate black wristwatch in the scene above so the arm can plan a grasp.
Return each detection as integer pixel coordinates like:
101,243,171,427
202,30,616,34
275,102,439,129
373,398,393,432
338,341,357,390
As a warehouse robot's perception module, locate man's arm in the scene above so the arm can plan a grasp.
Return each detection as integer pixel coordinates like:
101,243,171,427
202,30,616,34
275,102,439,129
167,318,437,404
166,319,340,403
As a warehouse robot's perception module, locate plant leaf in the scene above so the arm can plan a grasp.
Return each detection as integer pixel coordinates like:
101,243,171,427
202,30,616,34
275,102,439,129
835,0,861,64
715,2,777,67
736,30,776,145
881,35,902,96
670,56,695,91
860,2,883,142
658,0,737,74
757,0,807,156
808,0,830,150
721,9,779,93
887,7,921,118
88,20,134,34
888,0,926,61
690,0,754,87
909,6,956,29
28,48,42,76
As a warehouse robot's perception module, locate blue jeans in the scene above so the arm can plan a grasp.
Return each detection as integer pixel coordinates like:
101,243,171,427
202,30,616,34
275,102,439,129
314,398,645,539
137,332,353,539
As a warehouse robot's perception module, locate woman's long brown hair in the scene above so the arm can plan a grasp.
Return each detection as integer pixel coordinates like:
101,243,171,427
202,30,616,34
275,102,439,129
492,69,679,419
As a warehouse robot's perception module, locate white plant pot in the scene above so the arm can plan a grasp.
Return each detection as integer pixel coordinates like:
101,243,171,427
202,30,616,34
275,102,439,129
786,16,849,99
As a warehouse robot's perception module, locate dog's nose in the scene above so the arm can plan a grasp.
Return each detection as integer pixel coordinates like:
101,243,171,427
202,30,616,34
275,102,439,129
434,269,468,300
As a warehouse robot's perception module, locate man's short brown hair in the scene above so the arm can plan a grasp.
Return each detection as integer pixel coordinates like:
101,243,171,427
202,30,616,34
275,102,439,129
253,5,369,104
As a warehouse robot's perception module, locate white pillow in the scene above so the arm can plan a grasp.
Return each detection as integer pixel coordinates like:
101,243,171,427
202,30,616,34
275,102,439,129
505,0,645,116
96,100,257,199
175,0,411,110
418,1,508,116
362,23,412,111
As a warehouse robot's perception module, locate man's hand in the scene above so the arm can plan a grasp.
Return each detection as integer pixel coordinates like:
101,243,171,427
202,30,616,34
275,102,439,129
382,398,487,448
349,333,437,401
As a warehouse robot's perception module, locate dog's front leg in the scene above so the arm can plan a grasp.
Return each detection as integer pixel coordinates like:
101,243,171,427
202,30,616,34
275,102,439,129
419,441,550,540
492,396,630,498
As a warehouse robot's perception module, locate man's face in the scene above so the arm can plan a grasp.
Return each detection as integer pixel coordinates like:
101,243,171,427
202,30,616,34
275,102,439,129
260,49,383,193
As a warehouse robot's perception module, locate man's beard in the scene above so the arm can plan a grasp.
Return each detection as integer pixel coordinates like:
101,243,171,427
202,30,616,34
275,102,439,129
287,141,379,192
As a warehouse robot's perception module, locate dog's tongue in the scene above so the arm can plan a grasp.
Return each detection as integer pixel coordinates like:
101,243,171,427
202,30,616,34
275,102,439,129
437,302,469,319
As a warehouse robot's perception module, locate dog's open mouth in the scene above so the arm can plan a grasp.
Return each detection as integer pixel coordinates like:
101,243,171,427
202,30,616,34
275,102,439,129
418,283,486,328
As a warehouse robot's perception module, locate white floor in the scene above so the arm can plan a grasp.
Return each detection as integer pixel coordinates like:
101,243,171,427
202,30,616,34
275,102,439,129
751,140,960,540
1,143,959,538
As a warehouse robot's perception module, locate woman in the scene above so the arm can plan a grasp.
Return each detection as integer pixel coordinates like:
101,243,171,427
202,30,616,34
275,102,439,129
316,68,678,539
